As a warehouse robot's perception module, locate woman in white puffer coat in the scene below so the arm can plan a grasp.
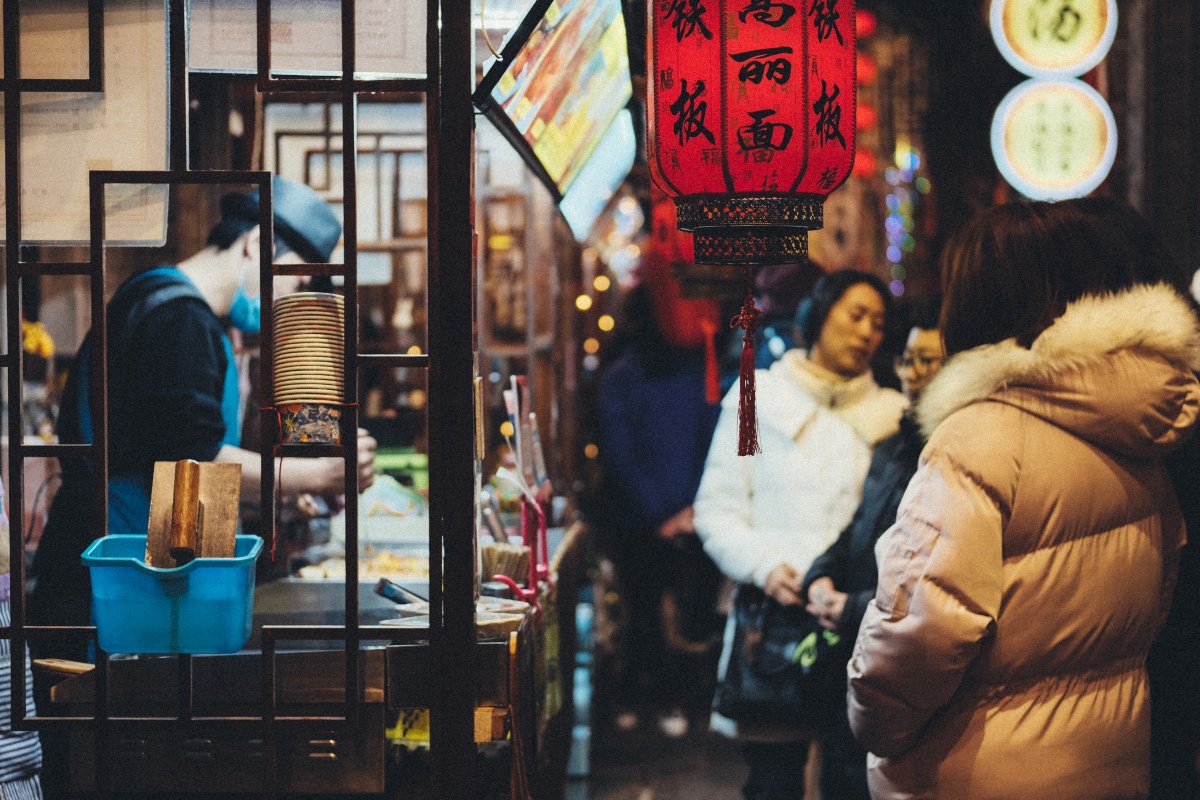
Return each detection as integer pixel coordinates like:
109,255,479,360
695,269,907,800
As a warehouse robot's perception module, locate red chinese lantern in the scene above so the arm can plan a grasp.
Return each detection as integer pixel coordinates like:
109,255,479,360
647,0,857,454
856,102,878,131
855,8,876,39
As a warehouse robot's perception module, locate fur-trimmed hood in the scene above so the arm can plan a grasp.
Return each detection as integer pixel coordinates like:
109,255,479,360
917,283,1200,457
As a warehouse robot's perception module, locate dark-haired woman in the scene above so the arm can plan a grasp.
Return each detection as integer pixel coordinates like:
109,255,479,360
848,200,1200,800
801,297,944,800
695,269,906,800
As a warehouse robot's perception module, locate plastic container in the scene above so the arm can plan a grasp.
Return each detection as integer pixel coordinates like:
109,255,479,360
81,534,264,654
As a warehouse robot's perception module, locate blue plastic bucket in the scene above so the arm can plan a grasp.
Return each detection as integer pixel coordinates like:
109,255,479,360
81,535,263,654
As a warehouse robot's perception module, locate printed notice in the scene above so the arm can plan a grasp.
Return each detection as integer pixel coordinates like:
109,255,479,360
189,0,426,78
0,0,169,245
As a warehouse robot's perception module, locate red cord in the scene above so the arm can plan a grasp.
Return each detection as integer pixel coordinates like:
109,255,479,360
730,281,762,456
262,406,285,561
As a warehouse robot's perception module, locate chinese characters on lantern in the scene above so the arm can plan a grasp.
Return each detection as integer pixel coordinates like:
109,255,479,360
817,166,840,191
730,46,794,85
667,0,713,41
739,0,796,27
738,110,793,154
810,0,845,44
814,80,846,148
670,80,716,145
650,0,855,200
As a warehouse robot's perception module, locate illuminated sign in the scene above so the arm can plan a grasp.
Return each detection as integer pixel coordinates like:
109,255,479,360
484,0,632,196
989,0,1116,78
991,78,1116,200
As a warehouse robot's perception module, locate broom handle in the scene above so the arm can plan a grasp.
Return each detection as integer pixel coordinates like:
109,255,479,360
169,459,201,565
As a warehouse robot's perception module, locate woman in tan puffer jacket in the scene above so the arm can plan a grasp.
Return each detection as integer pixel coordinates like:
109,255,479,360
847,201,1200,800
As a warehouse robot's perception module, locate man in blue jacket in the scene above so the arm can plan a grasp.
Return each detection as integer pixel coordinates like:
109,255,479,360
29,176,375,652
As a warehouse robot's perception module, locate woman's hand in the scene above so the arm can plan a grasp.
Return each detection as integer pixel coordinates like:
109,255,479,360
806,576,848,632
765,563,806,606
658,507,696,540
218,428,377,501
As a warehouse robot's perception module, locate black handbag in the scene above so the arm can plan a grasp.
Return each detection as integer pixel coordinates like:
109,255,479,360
712,583,852,729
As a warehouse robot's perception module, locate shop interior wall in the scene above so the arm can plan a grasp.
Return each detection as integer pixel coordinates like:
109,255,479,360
1124,0,1200,277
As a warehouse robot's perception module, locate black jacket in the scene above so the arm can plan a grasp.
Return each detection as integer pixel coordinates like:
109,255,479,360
802,413,924,640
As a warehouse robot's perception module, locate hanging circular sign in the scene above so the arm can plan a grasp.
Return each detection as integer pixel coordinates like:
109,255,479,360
990,0,1117,78
991,78,1117,200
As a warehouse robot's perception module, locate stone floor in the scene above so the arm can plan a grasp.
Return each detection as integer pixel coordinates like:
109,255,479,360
581,721,747,800
567,599,748,800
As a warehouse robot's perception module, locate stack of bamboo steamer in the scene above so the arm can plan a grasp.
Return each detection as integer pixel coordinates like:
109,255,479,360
273,292,345,443
273,292,345,403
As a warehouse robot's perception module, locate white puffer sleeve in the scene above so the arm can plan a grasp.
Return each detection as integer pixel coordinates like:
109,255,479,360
693,390,781,588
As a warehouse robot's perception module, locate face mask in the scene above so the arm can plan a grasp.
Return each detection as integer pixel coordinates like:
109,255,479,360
229,282,261,334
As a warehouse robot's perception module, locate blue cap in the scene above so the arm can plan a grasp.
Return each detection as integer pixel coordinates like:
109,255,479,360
219,176,342,264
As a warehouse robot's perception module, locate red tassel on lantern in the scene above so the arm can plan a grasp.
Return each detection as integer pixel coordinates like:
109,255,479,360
731,284,762,456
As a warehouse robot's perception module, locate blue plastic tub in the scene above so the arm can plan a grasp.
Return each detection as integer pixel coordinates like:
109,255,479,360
81,535,263,654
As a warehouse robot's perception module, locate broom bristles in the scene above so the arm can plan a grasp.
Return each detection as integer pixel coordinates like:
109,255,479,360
481,542,531,585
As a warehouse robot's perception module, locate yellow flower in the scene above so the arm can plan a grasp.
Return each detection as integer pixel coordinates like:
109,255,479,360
22,320,54,359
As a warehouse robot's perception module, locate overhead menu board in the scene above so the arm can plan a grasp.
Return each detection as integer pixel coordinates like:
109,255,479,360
991,77,1117,201
559,108,635,241
990,0,1117,78
1,0,169,245
474,0,633,199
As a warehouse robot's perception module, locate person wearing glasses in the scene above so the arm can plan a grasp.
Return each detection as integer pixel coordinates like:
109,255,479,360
801,298,944,800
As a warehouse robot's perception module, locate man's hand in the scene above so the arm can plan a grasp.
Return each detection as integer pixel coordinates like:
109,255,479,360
764,563,805,606
355,427,377,491
805,576,848,632
657,507,696,540
305,428,377,495
218,428,376,500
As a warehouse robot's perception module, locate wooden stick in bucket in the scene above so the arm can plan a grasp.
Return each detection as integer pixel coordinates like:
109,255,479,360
169,459,201,565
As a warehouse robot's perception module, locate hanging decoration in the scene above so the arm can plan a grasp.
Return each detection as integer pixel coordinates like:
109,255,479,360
647,185,723,404
647,0,858,454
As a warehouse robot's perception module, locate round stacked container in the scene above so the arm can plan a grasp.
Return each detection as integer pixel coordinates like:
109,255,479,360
273,292,345,443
